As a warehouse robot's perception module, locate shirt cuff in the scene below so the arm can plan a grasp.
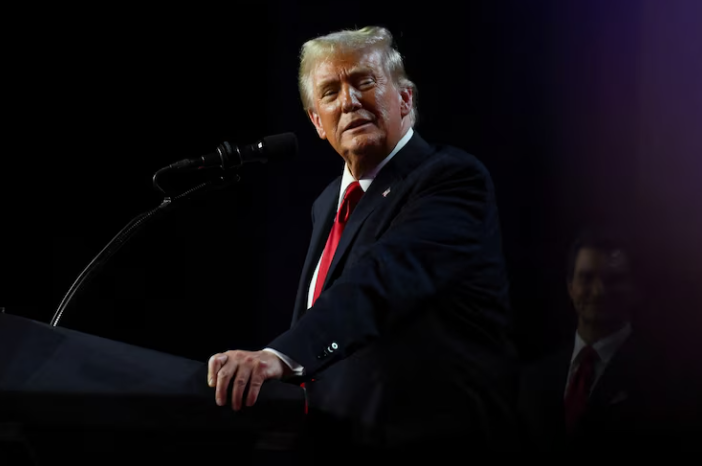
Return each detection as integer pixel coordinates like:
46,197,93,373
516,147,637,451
262,347,305,376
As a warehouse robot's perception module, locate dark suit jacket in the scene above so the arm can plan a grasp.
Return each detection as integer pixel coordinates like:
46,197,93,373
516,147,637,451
268,132,518,454
518,333,695,457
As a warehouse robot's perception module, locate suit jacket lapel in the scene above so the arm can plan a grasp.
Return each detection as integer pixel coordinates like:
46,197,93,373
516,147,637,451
321,132,433,291
589,336,637,409
320,183,378,291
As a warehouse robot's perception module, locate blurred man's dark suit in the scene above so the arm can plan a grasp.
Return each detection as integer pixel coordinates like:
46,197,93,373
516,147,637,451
267,132,520,457
519,331,697,458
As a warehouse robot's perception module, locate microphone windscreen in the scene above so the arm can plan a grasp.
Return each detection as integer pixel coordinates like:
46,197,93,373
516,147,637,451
263,132,298,162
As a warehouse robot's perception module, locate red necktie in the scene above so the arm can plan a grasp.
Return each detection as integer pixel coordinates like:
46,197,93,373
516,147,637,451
564,345,599,433
311,181,364,305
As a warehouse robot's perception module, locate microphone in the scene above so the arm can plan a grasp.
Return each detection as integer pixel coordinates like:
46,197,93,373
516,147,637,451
167,132,297,170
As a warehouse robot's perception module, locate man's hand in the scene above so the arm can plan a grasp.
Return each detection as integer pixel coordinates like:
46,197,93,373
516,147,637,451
207,350,288,411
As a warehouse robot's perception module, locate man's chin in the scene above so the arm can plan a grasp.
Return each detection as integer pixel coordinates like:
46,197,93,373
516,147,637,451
344,134,385,156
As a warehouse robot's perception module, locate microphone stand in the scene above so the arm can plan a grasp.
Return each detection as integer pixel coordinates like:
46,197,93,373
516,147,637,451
50,168,240,327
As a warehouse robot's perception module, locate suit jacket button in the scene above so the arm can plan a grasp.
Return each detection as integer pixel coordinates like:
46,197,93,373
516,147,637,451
331,342,339,350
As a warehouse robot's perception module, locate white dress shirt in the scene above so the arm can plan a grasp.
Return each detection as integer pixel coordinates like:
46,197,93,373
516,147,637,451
264,128,415,375
564,322,633,397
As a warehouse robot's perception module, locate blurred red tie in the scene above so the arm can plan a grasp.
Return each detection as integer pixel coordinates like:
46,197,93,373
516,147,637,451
301,181,364,414
564,345,599,433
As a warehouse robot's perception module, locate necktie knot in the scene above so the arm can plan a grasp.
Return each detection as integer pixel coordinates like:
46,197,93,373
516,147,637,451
338,181,364,223
579,345,599,365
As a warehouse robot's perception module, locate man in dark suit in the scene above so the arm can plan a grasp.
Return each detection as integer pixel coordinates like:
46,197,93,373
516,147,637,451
518,230,690,457
207,26,518,457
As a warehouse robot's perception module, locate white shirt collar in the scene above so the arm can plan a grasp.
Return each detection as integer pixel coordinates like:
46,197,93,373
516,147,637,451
571,322,632,366
337,128,414,208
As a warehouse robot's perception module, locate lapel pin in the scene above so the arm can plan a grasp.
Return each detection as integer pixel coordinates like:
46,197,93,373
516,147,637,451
382,187,391,197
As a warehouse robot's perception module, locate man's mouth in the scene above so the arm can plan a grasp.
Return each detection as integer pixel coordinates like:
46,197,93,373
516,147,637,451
344,120,372,131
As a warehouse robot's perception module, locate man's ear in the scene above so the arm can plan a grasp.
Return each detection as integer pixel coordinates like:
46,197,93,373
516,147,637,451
399,86,413,118
307,109,327,140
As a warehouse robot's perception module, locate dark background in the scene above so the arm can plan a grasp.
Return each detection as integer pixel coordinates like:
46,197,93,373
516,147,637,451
2,0,700,365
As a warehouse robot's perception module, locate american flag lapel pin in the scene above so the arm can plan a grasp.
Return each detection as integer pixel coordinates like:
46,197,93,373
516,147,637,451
382,187,391,197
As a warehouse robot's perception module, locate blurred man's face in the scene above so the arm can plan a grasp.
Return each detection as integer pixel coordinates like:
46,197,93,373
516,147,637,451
307,47,412,178
568,248,635,325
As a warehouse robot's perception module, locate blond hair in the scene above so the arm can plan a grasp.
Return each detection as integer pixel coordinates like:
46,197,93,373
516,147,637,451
298,26,418,126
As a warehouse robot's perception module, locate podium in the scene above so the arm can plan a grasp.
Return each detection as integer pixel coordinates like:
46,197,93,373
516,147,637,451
0,312,306,464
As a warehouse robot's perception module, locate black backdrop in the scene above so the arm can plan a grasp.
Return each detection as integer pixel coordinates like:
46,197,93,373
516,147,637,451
3,0,701,365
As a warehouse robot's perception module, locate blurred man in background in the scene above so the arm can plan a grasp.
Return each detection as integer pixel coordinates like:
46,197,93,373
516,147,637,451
519,229,695,457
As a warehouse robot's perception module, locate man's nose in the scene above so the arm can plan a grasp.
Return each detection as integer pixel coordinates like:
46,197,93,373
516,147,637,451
340,85,362,112
591,278,605,298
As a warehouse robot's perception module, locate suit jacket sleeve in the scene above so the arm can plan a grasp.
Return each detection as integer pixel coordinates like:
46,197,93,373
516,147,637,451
268,151,508,377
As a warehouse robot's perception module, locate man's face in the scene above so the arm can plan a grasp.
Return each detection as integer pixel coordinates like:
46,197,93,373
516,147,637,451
307,47,412,178
568,248,636,324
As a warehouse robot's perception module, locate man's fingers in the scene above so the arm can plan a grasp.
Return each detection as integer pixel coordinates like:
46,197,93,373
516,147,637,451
215,360,236,407
246,365,266,408
208,351,284,411
207,353,228,387
231,364,253,411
